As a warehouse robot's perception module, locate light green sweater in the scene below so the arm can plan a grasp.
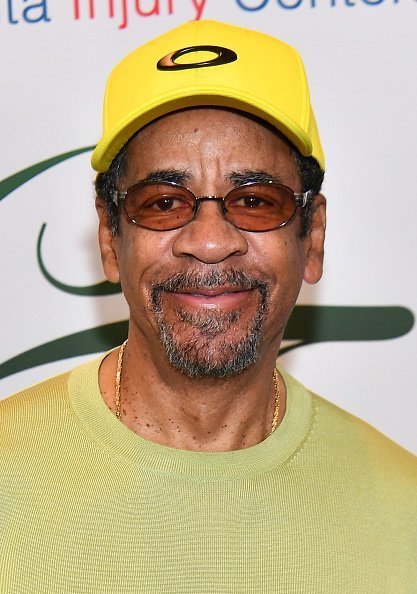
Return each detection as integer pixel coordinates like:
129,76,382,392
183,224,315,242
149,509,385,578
1,357,416,593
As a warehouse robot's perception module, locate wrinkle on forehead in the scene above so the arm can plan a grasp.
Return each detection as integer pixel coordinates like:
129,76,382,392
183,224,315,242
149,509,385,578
123,107,300,191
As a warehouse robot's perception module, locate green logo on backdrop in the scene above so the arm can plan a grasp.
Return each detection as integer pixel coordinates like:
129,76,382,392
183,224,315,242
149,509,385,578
0,150,414,380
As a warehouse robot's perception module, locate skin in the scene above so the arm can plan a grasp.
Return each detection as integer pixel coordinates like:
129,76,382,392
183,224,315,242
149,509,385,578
96,108,326,452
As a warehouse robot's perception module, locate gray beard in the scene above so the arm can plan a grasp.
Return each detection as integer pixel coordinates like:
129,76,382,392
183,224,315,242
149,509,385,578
150,269,269,378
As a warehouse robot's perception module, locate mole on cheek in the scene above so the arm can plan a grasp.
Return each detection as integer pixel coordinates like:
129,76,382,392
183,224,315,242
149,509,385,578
194,128,199,133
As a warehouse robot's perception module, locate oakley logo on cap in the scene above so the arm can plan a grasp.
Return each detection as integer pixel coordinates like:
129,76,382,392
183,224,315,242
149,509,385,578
157,45,237,71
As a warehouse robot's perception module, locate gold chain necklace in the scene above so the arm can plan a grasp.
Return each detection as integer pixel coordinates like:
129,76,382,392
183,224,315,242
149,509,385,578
114,339,127,421
114,339,280,434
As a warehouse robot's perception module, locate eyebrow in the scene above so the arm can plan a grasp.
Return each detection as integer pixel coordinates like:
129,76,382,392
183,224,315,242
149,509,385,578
139,169,191,185
228,170,285,187
134,169,284,188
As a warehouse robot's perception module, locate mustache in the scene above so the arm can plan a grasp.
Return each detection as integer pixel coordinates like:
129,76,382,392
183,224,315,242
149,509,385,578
150,269,269,312
152,269,267,293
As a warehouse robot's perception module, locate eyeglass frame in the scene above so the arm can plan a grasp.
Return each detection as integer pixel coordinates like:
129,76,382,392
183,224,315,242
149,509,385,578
111,180,313,233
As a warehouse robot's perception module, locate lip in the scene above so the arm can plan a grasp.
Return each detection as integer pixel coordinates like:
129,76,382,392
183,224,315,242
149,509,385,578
175,286,246,297
166,287,255,310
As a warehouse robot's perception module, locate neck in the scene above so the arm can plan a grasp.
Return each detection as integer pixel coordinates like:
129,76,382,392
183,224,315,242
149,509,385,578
99,338,286,452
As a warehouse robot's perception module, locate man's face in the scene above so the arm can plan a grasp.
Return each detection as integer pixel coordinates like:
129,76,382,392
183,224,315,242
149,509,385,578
98,108,325,377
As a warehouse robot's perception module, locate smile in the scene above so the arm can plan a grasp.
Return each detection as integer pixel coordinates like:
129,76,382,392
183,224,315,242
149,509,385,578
167,288,255,310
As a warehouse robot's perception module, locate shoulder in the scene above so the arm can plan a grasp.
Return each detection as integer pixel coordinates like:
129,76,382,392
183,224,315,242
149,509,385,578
0,371,73,449
0,356,103,447
0,354,106,414
0,370,71,416
313,390,416,467
283,371,417,490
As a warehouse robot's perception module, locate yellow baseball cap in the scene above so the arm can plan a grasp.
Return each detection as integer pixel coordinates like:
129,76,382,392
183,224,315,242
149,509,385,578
91,20,325,172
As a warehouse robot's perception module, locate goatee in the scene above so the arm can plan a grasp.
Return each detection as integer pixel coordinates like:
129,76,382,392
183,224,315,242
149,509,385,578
150,269,269,378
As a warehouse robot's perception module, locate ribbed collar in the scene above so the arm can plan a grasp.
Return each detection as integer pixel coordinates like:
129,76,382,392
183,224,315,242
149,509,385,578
69,355,314,480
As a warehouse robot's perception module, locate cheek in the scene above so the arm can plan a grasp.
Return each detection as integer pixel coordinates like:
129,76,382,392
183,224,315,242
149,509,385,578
116,228,174,307
250,232,306,280
250,234,307,312
117,225,163,292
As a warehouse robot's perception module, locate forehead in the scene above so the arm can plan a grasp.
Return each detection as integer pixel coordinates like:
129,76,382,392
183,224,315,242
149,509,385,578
122,108,299,187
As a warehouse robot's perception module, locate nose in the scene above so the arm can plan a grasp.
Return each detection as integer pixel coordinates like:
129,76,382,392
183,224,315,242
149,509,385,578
172,200,248,263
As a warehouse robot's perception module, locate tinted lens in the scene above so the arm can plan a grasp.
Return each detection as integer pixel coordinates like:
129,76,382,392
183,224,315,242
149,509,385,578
124,182,195,230
224,183,297,231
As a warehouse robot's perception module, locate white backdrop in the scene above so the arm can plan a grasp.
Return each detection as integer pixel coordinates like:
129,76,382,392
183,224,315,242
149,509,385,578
0,0,416,454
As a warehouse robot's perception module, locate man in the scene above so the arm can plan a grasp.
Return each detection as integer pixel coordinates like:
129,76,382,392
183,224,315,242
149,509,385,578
1,20,416,593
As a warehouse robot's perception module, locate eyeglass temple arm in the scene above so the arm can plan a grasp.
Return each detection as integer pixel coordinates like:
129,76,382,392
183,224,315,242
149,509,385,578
111,190,127,206
295,190,313,208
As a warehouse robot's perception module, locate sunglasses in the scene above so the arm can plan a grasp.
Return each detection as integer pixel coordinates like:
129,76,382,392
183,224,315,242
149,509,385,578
112,180,312,232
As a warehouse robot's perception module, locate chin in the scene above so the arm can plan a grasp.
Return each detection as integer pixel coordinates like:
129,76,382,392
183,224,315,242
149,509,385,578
157,314,264,378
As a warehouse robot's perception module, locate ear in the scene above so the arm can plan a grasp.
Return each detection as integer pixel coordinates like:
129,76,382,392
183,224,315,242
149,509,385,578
303,194,326,285
95,197,120,284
